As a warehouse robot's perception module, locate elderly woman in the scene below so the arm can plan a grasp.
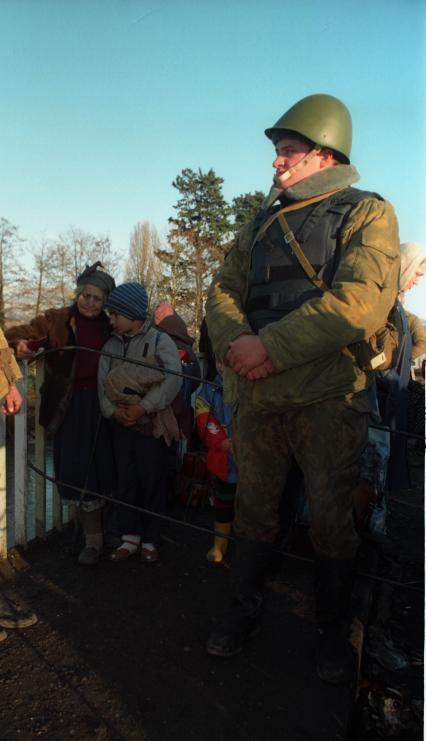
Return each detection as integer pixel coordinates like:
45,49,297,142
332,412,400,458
6,262,116,565
376,242,426,491
399,241,426,360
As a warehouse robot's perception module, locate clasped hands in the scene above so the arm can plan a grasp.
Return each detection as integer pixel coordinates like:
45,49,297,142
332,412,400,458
226,334,276,380
113,402,145,428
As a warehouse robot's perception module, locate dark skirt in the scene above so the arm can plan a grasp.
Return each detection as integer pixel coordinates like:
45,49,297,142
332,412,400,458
53,389,117,503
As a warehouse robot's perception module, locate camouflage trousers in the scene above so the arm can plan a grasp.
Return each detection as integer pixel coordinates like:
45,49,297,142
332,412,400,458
232,393,369,559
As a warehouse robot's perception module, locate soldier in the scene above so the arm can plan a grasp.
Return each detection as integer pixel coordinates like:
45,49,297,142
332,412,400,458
205,94,400,684
0,329,38,642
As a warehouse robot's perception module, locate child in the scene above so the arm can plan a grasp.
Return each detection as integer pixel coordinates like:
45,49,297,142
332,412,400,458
195,365,237,563
98,282,182,562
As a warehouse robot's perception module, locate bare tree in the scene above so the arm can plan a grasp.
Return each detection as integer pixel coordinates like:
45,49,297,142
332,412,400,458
0,218,25,325
54,227,121,286
27,238,58,314
125,221,162,306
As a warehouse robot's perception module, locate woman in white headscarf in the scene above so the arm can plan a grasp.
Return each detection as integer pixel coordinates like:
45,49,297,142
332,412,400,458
377,242,426,491
399,242,426,359
399,242,426,294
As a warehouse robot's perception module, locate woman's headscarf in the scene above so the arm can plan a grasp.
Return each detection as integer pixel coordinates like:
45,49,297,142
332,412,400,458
76,261,116,296
399,242,426,292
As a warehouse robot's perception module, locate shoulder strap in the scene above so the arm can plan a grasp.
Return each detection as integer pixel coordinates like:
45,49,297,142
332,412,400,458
276,211,329,292
252,189,343,247
275,187,383,292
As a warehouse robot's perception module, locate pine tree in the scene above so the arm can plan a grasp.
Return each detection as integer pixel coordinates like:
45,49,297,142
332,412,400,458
231,190,265,237
162,168,232,335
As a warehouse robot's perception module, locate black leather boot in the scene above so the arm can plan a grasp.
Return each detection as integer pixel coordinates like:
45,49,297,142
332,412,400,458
206,539,274,658
314,556,356,685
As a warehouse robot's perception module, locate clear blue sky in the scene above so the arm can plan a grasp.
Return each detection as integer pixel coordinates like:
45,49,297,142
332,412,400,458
1,0,425,316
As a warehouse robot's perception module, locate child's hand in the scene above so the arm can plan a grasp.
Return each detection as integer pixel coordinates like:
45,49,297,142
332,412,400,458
117,403,145,422
220,439,233,453
113,407,137,427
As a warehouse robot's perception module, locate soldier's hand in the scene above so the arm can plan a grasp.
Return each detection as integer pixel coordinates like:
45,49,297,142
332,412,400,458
226,335,268,376
2,384,23,416
245,359,277,380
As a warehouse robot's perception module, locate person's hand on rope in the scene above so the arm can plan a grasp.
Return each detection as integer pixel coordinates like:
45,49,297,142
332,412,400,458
14,340,36,359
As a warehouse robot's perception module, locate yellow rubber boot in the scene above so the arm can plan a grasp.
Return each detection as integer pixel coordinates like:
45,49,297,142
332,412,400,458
206,522,232,563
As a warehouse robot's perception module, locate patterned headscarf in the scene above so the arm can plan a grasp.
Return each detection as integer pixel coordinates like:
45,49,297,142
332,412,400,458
76,261,116,296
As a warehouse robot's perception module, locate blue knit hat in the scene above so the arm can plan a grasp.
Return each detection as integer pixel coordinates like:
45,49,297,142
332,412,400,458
106,282,149,320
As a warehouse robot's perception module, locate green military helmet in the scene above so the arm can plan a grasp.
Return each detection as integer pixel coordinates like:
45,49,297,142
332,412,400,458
265,94,352,164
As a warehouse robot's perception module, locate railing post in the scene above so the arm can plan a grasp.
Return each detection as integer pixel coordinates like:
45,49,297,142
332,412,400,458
34,357,46,539
14,363,28,546
0,412,6,558
52,481,63,531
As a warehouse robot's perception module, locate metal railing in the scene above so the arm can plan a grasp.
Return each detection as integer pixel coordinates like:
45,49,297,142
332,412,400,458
0,359,75,558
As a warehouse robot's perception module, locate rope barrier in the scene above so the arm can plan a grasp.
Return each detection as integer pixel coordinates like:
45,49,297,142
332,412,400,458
28,344,222,389
27,344,426,441
20,341,425,594
27,462,424,593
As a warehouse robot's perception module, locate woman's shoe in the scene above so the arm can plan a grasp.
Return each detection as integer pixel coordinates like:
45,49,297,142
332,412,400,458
141,543,159,563
78,546,102,566
110,535,140,562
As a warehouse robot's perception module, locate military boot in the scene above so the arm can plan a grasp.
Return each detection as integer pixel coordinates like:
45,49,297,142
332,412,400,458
206,539,274,658
314,556,356,685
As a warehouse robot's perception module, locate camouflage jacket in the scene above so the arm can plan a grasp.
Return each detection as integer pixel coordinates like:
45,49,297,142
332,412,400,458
0,328,22,401
206,165,400,411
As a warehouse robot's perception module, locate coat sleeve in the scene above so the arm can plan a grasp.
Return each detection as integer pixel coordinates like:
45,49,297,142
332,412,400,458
5,314,51,345
195,388,228,450
258,198,401,370
0,329,22,388
140,333,183,413
97,340,115,418
406,311,426,360
205,225,255,362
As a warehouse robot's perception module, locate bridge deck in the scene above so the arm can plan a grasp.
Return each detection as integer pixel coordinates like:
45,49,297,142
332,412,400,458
0,455,423,741
0,509,359,741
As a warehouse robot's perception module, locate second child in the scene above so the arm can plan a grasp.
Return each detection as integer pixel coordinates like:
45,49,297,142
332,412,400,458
195,365,237,563
98,282,182,562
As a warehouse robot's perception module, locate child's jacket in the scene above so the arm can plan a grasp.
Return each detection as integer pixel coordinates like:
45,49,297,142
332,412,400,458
98,322,182,420
195,375,237,483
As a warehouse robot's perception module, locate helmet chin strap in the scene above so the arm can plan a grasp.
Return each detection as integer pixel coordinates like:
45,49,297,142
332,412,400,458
274,147,321,188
